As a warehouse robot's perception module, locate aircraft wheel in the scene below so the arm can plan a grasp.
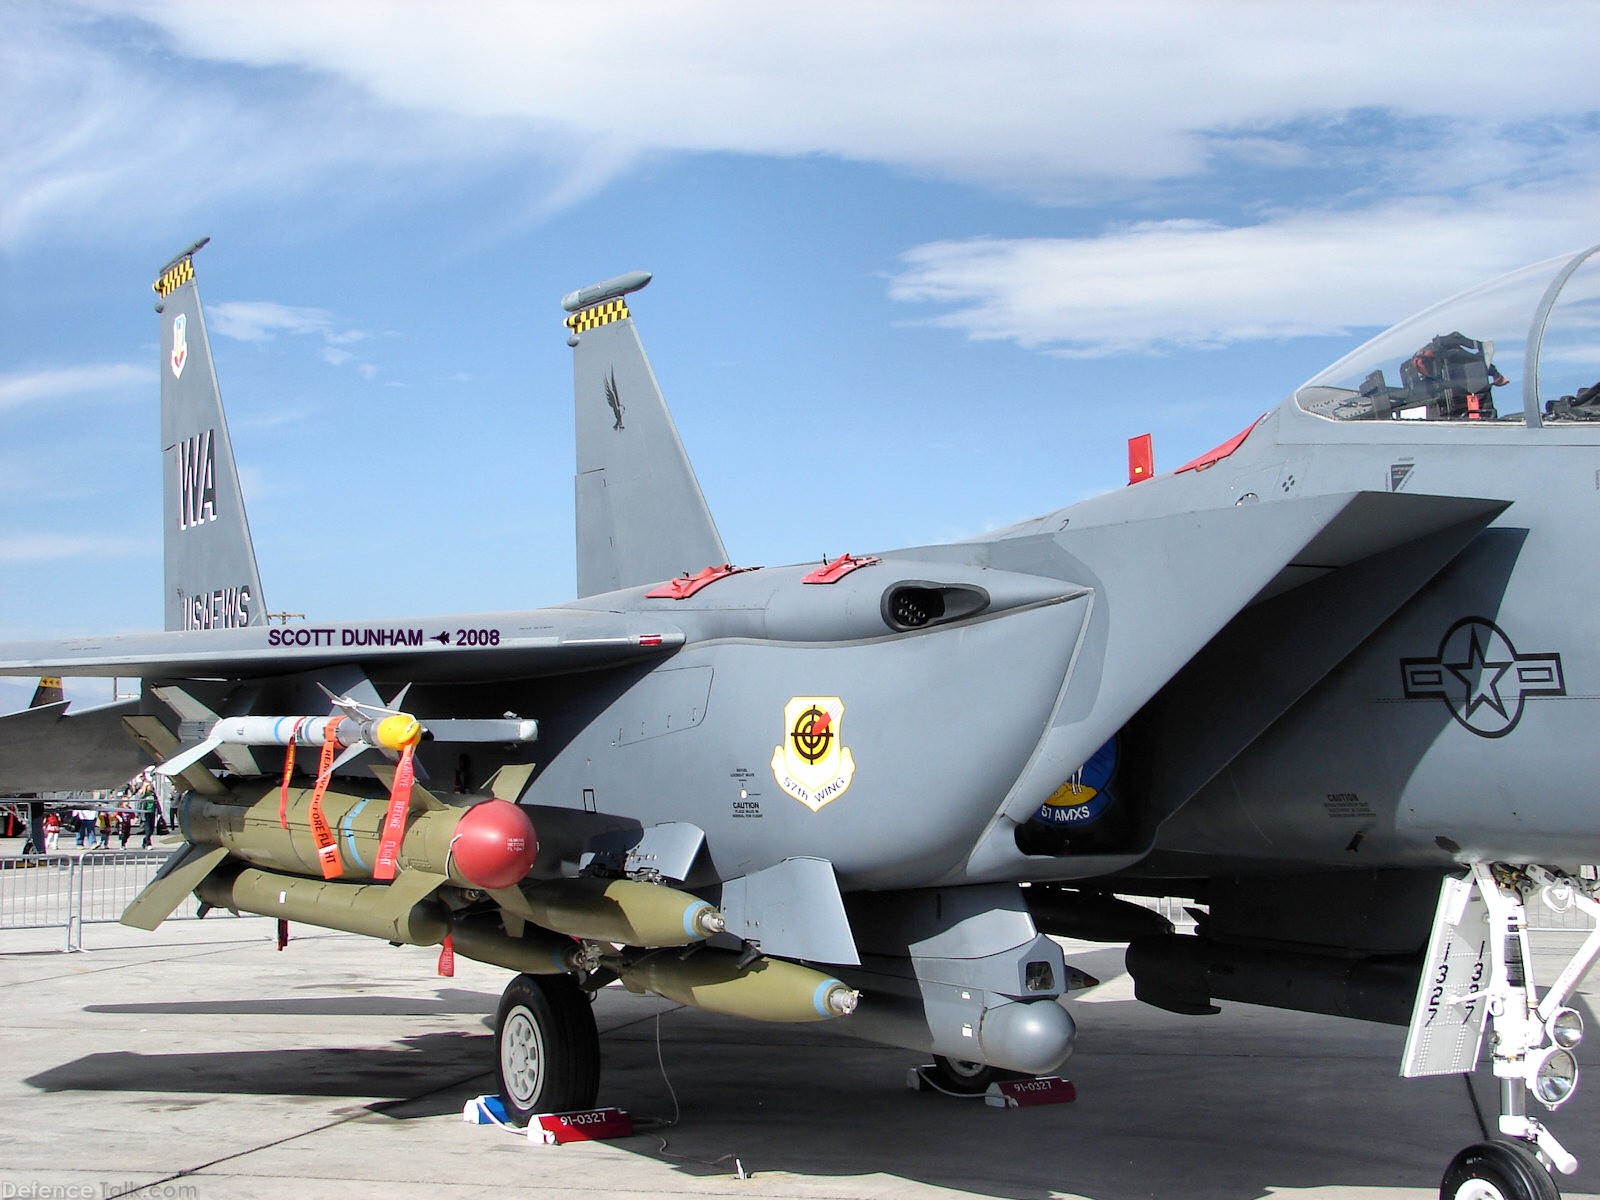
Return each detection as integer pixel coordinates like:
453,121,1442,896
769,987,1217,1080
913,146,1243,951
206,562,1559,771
495,973,600,1125
925,1055,1022,1096
1440,1141,1561,1200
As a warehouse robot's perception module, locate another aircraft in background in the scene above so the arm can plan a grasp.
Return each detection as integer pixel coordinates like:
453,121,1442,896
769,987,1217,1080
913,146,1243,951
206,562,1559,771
4,239,1600,1200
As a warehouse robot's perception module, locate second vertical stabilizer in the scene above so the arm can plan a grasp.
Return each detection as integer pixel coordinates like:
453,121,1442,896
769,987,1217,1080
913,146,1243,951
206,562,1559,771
565,273,727,597
155,241,266,632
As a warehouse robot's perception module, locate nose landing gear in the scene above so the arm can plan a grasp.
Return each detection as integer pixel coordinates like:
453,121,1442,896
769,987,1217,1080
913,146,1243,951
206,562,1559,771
1404,865,1600,1200
1441,1140,1559,1200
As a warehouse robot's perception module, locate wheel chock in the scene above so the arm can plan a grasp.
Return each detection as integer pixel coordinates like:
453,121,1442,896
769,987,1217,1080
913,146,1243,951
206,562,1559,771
984,1077,1076,1108
462,1094,509,1124
528,1106,634,1144
462,1095,635,1143
905,1065,1076,1106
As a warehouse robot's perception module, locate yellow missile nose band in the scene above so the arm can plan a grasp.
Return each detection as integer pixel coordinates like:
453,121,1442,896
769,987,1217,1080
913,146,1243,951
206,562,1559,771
375,714,423,751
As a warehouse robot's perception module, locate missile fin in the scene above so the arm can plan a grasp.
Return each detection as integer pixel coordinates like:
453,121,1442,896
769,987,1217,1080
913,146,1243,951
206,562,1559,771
149,684,260,775
328,743,367,774
370,763,446,811
121,713,228,795
488,884,538,923
156,732,226,777
120,844,229,931
486,762,536,803
382,865,449,912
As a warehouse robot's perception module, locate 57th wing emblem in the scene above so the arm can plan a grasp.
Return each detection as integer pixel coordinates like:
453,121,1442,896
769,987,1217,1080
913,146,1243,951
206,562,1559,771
771,696,856,812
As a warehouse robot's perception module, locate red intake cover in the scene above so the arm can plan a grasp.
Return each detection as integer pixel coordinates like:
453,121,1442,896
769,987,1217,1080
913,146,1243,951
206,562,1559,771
451,799,538,890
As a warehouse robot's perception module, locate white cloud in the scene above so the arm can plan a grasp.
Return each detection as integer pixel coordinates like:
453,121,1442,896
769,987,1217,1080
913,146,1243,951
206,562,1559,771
0,5,612,253
887,183,1600,357
0,533,152,563
209,300,378,376
5,1,1598,372
69,1,1600,195
0,363,151,411
5,2,1598,251
207,301,333,342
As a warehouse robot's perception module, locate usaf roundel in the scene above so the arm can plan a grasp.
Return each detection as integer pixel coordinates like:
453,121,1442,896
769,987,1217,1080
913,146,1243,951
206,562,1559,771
1400,617,1565,738
771,696,856,812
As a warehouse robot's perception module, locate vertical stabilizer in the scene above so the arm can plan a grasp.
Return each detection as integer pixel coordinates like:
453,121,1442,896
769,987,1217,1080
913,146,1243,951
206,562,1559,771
564,273,726,597
29,676,64,708
154,240,266,631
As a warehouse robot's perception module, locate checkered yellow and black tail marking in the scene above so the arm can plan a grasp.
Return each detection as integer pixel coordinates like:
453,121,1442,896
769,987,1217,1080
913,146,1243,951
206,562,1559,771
564,298,629,335
153,257,196,298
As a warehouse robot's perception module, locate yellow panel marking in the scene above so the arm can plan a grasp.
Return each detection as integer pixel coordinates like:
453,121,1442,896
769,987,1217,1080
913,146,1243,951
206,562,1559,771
152,258,196,298
564,298,630,334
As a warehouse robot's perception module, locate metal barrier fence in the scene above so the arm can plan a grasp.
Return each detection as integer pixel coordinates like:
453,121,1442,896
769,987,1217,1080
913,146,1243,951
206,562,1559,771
0,849,261,951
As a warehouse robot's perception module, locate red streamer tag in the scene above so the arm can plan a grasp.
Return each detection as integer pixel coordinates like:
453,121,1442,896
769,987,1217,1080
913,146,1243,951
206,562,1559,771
276,918,289,951
372,741,415,882
279,717,307,830
437,931,455,977
308,716,345,880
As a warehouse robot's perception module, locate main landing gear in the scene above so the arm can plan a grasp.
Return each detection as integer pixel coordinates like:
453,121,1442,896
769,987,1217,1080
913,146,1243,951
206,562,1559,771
495,973,601,1126
1407,866,1600,1200
921,1055,1025,1096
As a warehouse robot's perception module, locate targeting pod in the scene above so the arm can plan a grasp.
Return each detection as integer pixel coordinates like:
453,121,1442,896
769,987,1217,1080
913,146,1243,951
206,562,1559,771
516,877,725,947
618,951,859,1022
179,787,537,890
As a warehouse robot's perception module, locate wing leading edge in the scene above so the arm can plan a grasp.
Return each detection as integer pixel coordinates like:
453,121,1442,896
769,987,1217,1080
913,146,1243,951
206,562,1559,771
0,609,685,683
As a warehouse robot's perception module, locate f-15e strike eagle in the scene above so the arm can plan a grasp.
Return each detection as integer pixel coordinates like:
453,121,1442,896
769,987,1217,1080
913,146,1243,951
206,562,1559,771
5,239,1600,1200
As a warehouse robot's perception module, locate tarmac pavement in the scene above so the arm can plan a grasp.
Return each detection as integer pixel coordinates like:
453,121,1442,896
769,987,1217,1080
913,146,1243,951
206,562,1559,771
2,917,1598,1200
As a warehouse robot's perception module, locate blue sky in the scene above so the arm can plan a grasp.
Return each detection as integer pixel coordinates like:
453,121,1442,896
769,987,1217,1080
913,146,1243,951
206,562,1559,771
4,0,1599,713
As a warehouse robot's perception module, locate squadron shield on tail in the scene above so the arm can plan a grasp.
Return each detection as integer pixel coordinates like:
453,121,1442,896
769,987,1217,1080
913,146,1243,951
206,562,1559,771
5,240,1600,1199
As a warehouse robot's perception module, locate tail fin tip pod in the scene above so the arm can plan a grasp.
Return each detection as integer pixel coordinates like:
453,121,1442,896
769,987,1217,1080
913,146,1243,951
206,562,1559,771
565,271,728,597
155,239,267,632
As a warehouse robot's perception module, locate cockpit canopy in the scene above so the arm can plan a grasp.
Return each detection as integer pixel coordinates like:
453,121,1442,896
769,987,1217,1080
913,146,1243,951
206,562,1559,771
1295,244,1600,427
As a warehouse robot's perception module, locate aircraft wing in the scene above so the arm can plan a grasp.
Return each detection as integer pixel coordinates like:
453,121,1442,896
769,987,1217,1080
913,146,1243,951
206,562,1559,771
0,608,685,683
0,697,145,792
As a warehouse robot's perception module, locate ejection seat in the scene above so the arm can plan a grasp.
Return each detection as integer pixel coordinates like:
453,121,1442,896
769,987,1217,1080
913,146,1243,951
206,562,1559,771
1399,332,1501,420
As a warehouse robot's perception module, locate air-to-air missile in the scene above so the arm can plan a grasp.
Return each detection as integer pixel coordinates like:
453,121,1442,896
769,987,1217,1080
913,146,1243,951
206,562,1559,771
157,706,539,778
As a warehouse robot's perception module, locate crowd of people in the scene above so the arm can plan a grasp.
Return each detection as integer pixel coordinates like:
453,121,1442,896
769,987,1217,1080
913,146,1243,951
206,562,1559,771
11,767,171,856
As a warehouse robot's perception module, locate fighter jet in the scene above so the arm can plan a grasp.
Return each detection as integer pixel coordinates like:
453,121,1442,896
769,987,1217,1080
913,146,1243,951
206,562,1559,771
4,239,1600,1200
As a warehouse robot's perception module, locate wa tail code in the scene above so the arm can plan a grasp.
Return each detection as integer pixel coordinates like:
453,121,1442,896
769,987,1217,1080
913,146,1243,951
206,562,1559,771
175,429,217,529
